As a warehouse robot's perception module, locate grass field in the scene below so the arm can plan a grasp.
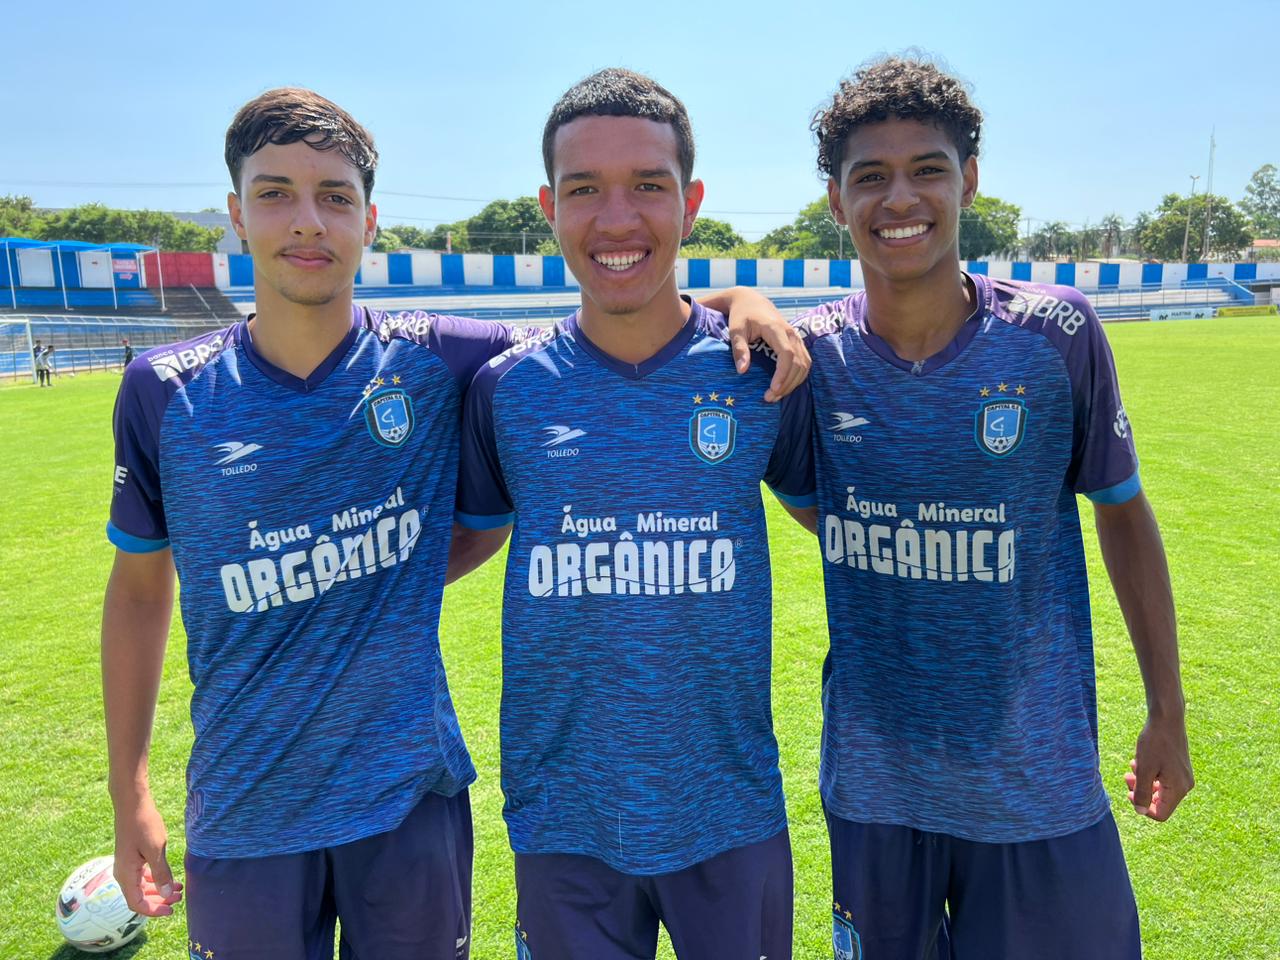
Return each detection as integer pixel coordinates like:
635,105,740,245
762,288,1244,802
0,315,1277,958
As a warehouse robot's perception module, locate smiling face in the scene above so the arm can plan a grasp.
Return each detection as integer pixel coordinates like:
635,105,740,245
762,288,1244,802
228,139,376,309
539,115,703,321
828,116,977,288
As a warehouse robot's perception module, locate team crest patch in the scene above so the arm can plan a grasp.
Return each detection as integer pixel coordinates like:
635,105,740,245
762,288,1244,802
975,382,1028,457
689,389,737,464
833,906,862,960
365,388,415,447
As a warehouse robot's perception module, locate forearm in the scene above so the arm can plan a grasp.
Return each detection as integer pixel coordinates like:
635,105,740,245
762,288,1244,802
102,564,174,803
1094,494,1184,714
445,522,511,585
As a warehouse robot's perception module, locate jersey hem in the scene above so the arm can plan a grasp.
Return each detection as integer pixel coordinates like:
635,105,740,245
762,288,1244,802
507,812,789,877
106,521,169,553
819,792,1112,845
185,775,477,859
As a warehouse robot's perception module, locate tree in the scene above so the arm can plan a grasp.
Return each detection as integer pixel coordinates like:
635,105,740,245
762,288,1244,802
1241,164,1280,238
682,217,743,251
1099,214,1125,259
465,197,552,254
1028,221,1070,260
759,198,849,259
1126,212,1151,258
372,227,404,253
958,194,1020,259
1072,223,1100,261
1139,192,1252,261
0,195,40,237
0,199,224,251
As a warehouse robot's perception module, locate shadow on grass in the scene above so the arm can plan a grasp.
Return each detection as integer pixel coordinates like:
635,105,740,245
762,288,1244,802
48,930,150,959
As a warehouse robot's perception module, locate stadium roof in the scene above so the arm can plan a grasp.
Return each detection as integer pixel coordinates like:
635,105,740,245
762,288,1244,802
0,237,156,254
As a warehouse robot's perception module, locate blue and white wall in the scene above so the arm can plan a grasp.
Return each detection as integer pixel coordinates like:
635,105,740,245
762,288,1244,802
213,251,1280,292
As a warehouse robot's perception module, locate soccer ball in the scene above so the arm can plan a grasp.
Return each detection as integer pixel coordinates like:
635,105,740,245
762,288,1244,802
55,856,147,952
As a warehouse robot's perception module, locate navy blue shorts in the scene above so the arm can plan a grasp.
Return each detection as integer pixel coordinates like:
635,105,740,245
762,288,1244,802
513,828,793,960
185,789,472,960
825,808,1141,960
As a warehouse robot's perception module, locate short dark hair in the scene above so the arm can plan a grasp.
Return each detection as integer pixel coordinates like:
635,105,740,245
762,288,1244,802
542,68,695,186
813,55,982,180
225,87,379,200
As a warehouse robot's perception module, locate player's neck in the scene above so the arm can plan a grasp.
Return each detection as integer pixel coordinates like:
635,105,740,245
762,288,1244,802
862,263,974,363
577,283,692,366
248,289,355,379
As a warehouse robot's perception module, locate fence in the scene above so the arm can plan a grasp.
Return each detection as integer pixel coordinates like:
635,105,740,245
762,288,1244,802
1,314,226,381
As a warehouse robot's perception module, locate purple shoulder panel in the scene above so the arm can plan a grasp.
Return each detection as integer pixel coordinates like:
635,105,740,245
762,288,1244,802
368,308,523,390
109,325,239,548
792,295,858,344
987,278,1139,497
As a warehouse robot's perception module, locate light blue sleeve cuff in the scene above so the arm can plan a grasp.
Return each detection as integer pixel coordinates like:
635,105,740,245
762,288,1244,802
106,522,170,553
454,510,515,530
769,488,818,509
1085,471,1142,505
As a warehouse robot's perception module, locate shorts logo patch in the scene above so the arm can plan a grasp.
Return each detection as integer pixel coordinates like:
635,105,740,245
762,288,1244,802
975,383,1028,457
365,388,415,447
515,922,532,960
689,390,737,464
833,907,862,960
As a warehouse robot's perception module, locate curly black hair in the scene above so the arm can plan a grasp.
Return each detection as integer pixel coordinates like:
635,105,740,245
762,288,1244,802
812,56,982,180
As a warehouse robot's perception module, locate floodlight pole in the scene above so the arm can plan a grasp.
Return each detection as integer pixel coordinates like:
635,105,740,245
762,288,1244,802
153,240,166,313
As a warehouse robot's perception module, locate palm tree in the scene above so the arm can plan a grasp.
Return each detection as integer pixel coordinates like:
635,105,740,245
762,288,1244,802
1100,214,1125,259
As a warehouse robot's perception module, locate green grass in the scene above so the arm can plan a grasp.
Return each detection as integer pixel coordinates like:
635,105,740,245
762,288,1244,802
1,315,1276,958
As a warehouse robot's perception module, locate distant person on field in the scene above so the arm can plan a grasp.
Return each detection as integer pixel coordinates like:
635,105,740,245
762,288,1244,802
100,86,805,960
32,339,43,383
37,345,53,386
122,338,134,368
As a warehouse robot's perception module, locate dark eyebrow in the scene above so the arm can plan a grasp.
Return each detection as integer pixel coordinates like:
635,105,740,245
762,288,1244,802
248,175,358,190
560,171,599,183
633,169,675,179
846,151,953,175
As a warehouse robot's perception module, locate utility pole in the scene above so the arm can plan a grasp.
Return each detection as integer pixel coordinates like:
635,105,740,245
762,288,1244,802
1181,174,1200,263
1201,130,1216,261
521,229,527,255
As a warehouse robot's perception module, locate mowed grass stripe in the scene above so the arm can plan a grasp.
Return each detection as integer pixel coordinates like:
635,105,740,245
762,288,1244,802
0,315,1274,958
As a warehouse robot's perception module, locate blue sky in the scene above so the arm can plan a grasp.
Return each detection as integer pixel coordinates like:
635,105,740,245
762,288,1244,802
4,0,1275,240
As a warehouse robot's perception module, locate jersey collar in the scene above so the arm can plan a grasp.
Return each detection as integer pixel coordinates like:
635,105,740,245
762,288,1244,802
853,272,992,376
564,302,701,380
238,304,365,393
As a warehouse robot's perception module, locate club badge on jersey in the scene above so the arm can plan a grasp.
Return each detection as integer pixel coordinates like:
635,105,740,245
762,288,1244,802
975,382,1029,457
688,389,737,465
833,904,862,960
365,387,415,447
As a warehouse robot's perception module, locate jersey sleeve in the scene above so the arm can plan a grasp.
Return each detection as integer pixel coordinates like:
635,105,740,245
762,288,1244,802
429,314,534,389
455,363,515,529
1062,293,1141,503
107,359,171,552
790,296,855,347
764,380,816,508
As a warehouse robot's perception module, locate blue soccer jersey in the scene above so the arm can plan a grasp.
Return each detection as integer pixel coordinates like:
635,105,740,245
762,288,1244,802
108,305,517,858
456,303,815,874
797,275,1140,843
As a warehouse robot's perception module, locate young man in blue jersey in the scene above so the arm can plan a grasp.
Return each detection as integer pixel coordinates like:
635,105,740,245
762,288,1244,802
102,87,807,959
764,57,1192,959
452,69,815,960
